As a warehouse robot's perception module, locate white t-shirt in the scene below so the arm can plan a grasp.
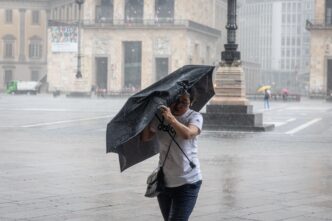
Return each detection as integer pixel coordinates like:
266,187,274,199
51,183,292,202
151,109,203,187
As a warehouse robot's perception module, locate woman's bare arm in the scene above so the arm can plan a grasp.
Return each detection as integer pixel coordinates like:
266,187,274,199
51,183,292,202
140,122,156,142
161,107,200,139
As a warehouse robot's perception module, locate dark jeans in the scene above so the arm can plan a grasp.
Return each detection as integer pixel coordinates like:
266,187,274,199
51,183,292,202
157,180,202,221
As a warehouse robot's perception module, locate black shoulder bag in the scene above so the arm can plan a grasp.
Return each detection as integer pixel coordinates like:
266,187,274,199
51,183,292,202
144,138,172,198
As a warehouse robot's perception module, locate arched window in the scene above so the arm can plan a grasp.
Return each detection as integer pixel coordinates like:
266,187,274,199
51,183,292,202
125,0,144,23
3,35,15,58
155,0,174,23
29,36,43,59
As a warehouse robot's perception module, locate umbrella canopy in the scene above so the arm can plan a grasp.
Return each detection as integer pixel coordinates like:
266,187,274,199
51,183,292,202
281,88,289,94
106,65,215,172
257,85,271,92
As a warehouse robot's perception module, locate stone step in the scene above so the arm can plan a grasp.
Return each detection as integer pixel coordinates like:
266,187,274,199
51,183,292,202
202,112,262,126
206,104,253,114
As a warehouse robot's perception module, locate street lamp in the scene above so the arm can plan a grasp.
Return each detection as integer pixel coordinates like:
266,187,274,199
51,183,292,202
75,0,85,78
221,0,240,65
203,0,274,132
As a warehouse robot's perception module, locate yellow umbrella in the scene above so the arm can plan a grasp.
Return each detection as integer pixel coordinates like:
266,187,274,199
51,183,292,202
257,85,271,92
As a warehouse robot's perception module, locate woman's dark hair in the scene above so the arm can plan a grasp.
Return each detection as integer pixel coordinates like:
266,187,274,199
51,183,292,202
178,87,197,104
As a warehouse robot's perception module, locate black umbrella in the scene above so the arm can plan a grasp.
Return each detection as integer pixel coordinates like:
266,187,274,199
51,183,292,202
106,65,215,172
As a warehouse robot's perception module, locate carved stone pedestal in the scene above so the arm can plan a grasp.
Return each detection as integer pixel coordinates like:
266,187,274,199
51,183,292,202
203,63,274,131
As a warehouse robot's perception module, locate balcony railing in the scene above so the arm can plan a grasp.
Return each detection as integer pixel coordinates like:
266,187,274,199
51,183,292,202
94,17,176,25
48,19,221,37
306,18,332,30
88,18,177,26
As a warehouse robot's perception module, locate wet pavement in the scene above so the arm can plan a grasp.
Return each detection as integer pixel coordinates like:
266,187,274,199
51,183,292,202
0,94,332,220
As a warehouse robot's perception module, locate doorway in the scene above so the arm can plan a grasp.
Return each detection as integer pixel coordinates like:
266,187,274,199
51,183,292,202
327,59,332,95
95,57,108,90
4,70,13,87
123,41,141,91
155,57,169,81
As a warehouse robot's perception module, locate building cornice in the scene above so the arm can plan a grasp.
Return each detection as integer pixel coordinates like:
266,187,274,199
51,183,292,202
0,60,47,65
0,0,49,9
48,0,75,8
0,0,76,8
49,19,221,38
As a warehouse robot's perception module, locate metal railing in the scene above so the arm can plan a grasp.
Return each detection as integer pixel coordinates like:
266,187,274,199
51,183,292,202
85,18,184,26
247,93,301,102
306,18,332,30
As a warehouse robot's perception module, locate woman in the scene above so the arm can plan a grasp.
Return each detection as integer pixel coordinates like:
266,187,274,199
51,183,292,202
141,89,203,221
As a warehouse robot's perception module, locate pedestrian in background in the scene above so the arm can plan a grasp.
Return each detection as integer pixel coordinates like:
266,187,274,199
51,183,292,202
264,89,271,110
282,88,288,102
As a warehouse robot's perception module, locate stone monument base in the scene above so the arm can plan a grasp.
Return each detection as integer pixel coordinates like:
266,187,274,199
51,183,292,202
202,104,275,132
203,62,274,132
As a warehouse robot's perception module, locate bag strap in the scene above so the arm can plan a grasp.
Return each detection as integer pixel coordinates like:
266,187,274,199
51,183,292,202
160,139,172,168
155,113,196,169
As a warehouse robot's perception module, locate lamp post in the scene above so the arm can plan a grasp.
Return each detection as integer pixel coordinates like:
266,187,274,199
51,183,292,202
75,0,85,78
202,0,274,132
222,0,240,64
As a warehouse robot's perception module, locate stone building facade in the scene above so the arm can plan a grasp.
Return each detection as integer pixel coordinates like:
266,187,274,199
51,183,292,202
0,0,49,91
307,0,332,98
47,0,224,94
